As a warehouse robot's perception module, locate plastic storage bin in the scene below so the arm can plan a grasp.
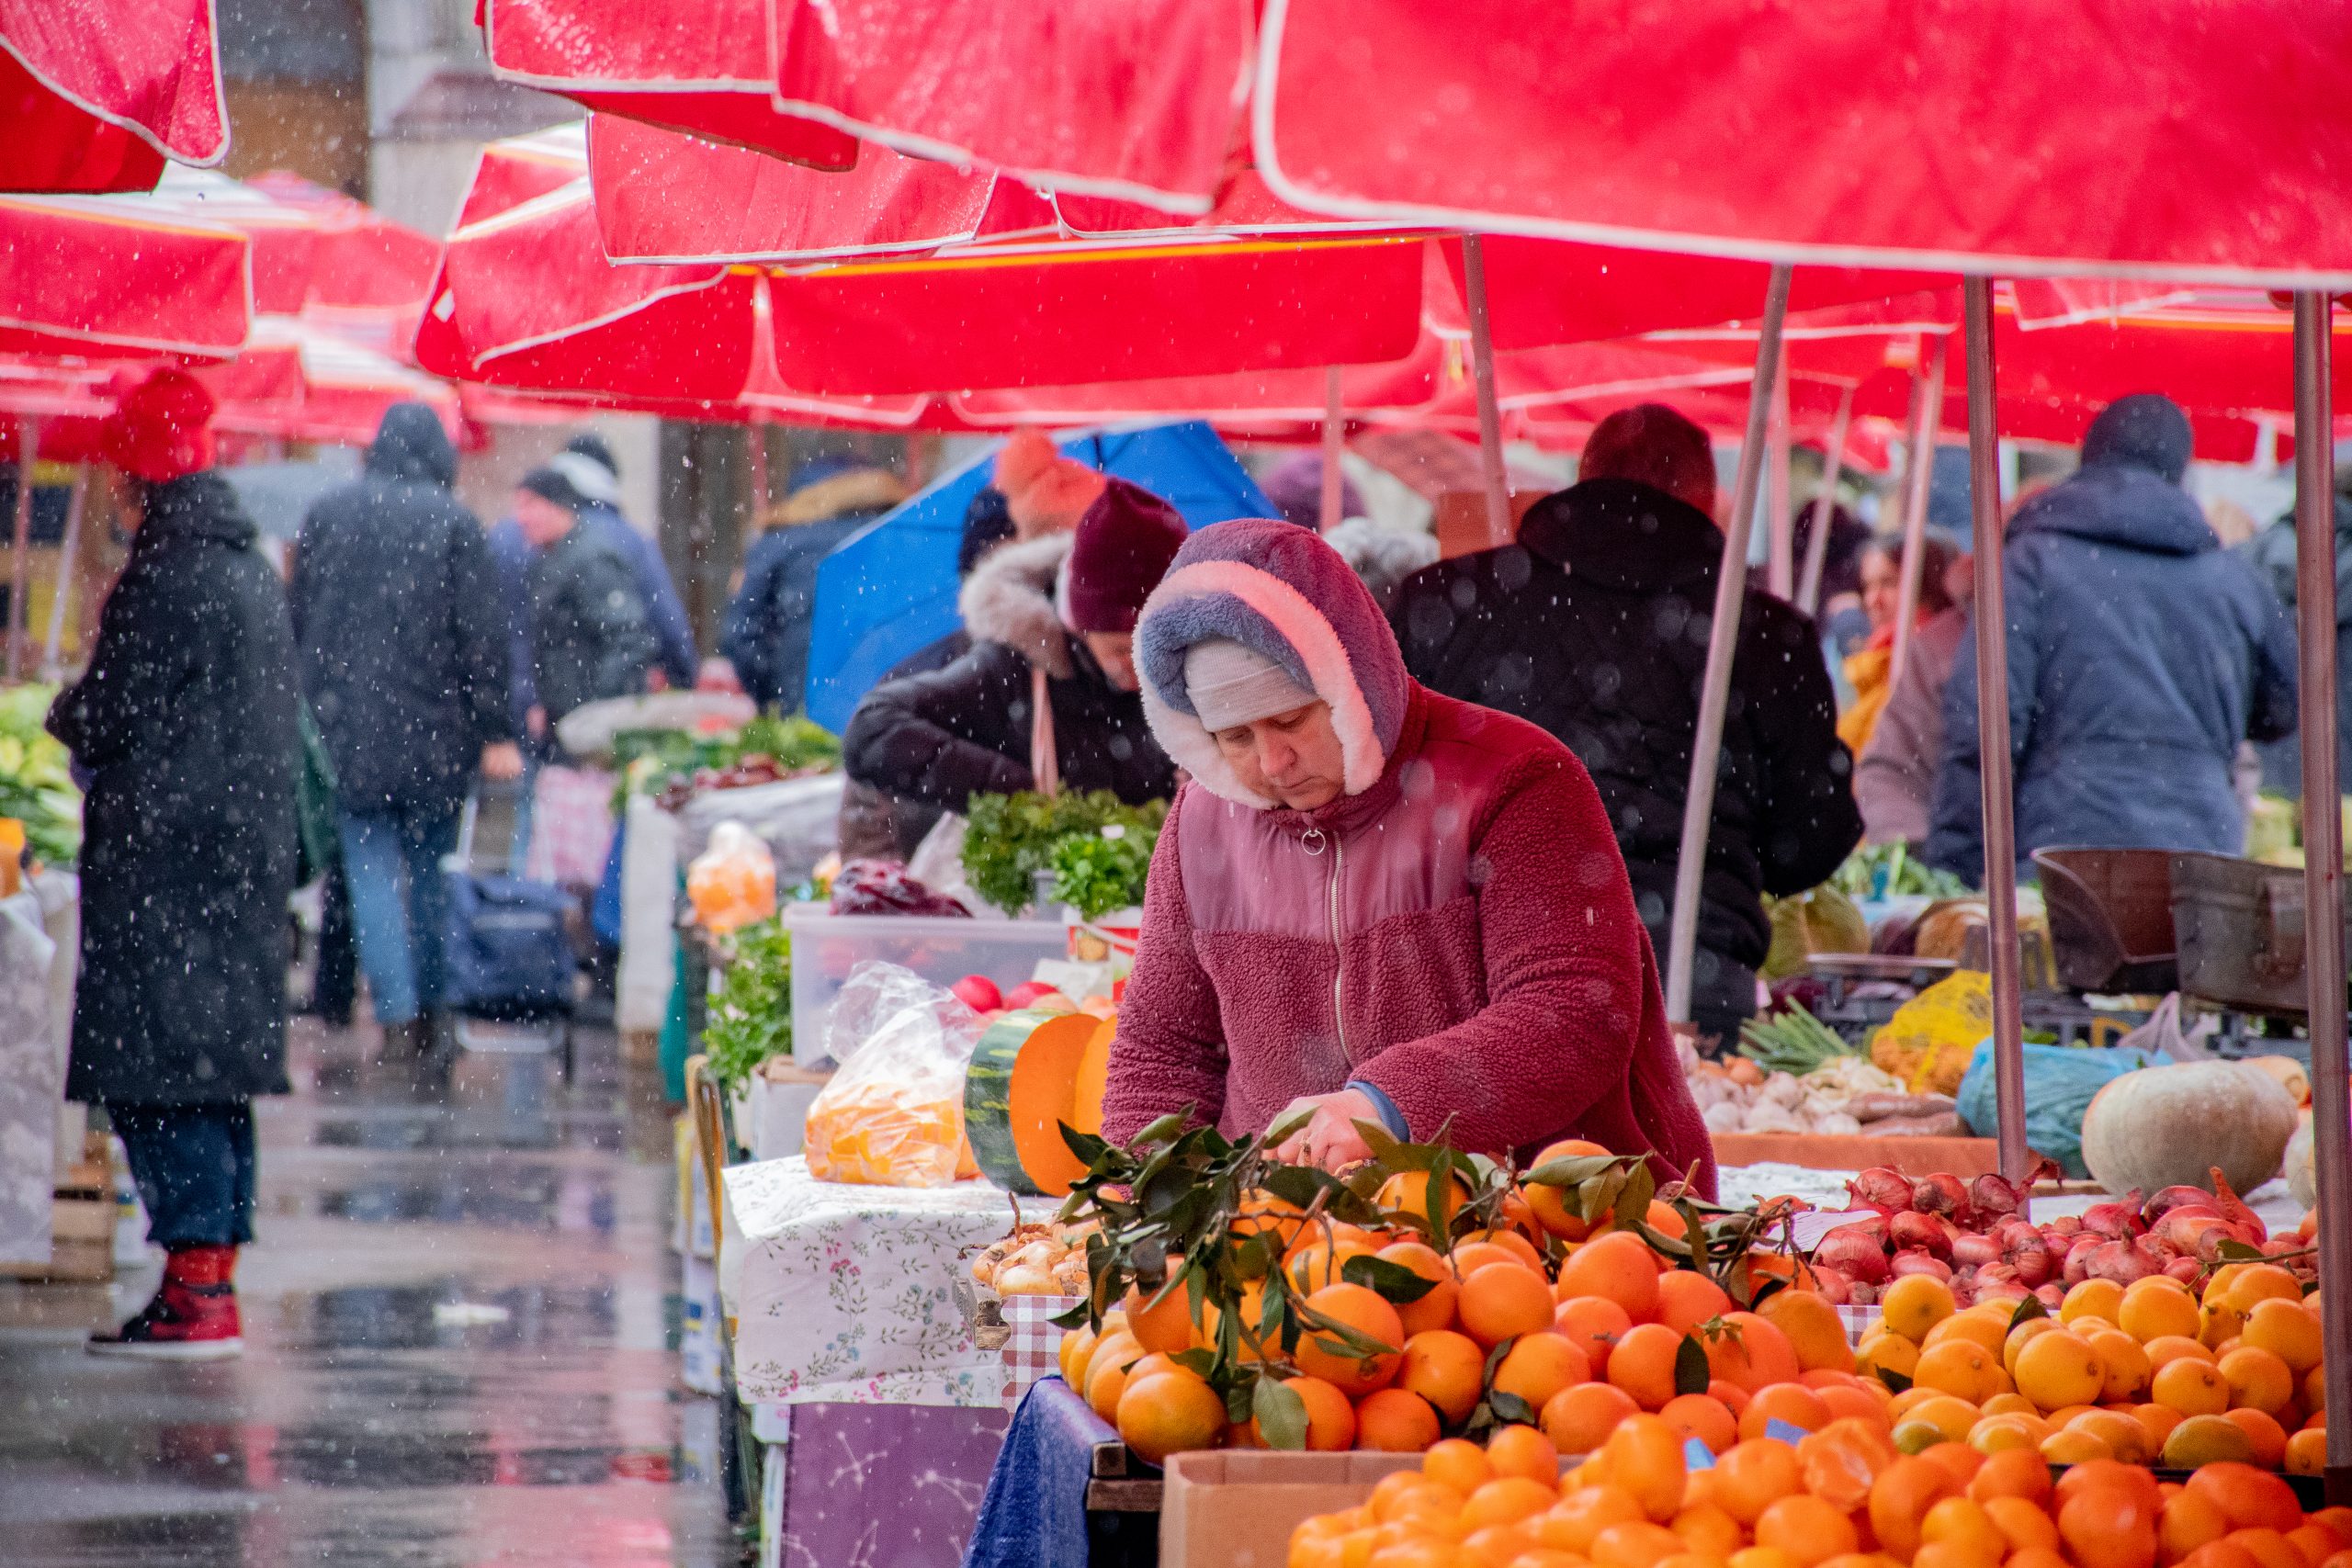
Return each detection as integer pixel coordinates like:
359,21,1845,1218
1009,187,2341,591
785,904,1069,1061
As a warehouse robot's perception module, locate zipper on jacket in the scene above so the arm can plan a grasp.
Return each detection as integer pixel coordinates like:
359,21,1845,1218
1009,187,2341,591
1327,835,1347,1062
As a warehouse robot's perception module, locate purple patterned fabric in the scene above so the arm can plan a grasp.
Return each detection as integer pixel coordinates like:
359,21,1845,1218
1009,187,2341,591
777,1403,1010,1568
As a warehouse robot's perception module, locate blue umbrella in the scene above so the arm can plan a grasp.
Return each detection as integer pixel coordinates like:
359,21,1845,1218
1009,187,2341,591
804,421,1276,732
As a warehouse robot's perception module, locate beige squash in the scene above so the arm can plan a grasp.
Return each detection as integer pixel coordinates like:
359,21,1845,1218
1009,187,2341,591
2079,1060,2299,1197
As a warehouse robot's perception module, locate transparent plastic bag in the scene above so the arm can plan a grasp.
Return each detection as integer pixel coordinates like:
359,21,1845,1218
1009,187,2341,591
803,962,987,1188
686,821,776,933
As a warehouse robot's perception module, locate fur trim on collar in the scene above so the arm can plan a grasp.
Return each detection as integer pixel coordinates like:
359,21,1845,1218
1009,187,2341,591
959,532,1074,679
759,468,908,529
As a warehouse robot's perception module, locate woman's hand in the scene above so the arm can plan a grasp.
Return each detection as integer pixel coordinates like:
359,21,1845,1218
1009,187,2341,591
1271,1089,1382,1170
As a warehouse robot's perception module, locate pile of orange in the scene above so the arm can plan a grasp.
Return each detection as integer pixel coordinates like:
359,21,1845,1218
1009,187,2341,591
1852,1267,2327,1474
1060,1140,1857,1465
1289,1409,2352,1568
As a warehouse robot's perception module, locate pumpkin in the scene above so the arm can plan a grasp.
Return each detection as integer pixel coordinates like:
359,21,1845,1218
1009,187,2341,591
2246,1055,2312,1107
965,1009,1102,1196
2078,1060,2299,1198
1070,1017,1115,1137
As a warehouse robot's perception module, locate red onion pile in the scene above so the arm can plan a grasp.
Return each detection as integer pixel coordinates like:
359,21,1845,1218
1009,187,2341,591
1809,1167,2301,1310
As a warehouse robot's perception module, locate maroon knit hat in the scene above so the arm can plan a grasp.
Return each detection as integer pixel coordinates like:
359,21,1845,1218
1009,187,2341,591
1059,479,1187,634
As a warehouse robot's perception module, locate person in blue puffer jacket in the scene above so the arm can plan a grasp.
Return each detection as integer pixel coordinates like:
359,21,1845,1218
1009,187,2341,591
1926,394,2298,883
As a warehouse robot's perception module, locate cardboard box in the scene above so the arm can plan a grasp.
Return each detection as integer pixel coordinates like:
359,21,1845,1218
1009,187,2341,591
1159,1450,1423,1568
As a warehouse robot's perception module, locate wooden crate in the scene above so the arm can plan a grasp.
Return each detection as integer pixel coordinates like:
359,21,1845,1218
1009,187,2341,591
1159,1450,1427,1568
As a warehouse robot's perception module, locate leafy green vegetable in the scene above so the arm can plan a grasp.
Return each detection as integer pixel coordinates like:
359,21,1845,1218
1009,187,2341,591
1738,1001,1857,1076
1047,821,1158,922
1829,841,1971,900
612,714,841,808
0,683,79,865
961,790,1167,916
702,917,791,1092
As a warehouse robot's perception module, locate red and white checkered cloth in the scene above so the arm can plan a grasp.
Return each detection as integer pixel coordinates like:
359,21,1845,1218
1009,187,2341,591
1838,1303,1876,1344
526,763,616,888
1000,1293,1084,1410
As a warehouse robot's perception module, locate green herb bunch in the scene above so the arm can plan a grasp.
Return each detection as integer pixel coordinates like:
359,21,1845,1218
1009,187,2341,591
1047,821,1157,922
0,683,79,864
962,790,1166,917
702,917,791,1092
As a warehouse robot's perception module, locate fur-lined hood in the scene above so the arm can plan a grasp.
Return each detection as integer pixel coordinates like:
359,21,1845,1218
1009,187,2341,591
758,467,908,531
958,532,1074,679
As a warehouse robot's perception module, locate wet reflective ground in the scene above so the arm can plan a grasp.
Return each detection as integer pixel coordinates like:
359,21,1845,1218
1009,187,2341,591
0,1018,740,1566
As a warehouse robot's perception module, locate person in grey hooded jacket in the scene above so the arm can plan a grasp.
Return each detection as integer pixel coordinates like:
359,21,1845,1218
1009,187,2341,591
2239,469,2352,797
1927,395,2298,882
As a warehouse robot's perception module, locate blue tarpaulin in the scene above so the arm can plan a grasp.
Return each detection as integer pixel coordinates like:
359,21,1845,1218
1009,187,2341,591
802,421,1275,733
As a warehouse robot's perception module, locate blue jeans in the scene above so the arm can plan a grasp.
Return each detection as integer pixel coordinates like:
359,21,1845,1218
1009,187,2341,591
338,801,461,1024
113,1104,254,1248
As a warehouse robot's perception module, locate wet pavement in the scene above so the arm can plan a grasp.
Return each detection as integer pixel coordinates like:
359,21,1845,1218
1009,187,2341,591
0,1017,741,1567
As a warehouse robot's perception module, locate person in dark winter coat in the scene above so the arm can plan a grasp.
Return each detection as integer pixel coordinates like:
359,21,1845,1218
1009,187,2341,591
1928,395,2299,880
513,466,659,738
721,458,908,712
1393,403,1860,1047
2239,471,2352,797
1104,520,1714,1191
50,369,299,1359
836,487,1022,860
553,434,699,688
842,479,1185,841
289,404,519,1055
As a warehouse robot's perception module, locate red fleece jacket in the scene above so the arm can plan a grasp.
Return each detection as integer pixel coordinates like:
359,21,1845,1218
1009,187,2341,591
1101,684,1716,1197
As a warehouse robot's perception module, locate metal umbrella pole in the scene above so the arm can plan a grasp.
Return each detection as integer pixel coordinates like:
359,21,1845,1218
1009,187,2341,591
1664,264,1792,1026
1794,386,1856,617
1962,278,2028,1183
1889,338,1948,692
6,415,38,682
1766,344,1793,598
2290,291,2352,1499
1320,366,1346,531
1460,234,1514,548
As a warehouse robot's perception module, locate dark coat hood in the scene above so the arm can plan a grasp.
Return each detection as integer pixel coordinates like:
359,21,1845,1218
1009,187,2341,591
2008,462,2216,557
1519,477,1723,592
365,402,456,489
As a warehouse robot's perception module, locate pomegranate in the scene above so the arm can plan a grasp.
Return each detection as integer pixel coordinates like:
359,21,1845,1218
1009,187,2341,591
2044,1213,2084,1237
2035,1282,2067,1310
2086,1239,2160,1284
1849,1168,1914,1216
2143,1185,2218,1224
2164,1256,2205,1283
1890,1251,1953,1281
1814,1225,1892,1284
2080,1192,2146,1240
1890,1211,1953,1260
1911,1172,1973,1224
2062,1235,2105,1286
1807,1265,1852,1306
2002,1230,2054,1287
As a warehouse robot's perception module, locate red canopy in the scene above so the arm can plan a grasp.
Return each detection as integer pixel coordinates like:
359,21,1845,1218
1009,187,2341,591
0,187,249,358
482,0,855,171
0,0,227,193
1256,0,2352,286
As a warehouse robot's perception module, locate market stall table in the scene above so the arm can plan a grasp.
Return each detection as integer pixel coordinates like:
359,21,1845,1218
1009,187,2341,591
720,1156,1031,1563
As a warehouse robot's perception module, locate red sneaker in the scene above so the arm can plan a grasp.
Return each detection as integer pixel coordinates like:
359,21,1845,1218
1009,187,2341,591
87,1245,243,1360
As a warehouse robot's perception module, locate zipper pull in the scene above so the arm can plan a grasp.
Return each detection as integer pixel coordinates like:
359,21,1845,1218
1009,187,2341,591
1299,827,1328,857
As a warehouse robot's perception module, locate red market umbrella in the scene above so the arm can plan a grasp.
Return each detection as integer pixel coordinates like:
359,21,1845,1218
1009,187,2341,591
1254,0,2352,287
0,0,228,194
482,0,855,172
0,187,249,359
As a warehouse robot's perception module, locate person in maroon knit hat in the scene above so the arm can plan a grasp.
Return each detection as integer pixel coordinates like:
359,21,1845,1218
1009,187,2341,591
842,476,1189,850
51,368,299,1359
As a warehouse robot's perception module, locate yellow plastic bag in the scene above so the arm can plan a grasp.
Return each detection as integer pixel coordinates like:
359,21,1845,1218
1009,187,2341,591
1871,970,1991,1097
803,963,984,1188
686,821,776,933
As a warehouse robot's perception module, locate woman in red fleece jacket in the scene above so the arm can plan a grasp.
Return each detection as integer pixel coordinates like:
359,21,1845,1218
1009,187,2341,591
1102,519,1715,1196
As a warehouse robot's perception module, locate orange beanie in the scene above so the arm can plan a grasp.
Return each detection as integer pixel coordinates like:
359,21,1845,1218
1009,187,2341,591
992,429,1105,540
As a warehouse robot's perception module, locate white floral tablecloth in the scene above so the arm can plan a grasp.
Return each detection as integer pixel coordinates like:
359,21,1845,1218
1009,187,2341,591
722,1156,1022,1407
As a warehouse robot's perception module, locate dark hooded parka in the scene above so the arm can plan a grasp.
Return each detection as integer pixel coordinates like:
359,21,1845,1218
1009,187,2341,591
1928,395,2299,880
51,472,300,1105
288,403,512,814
